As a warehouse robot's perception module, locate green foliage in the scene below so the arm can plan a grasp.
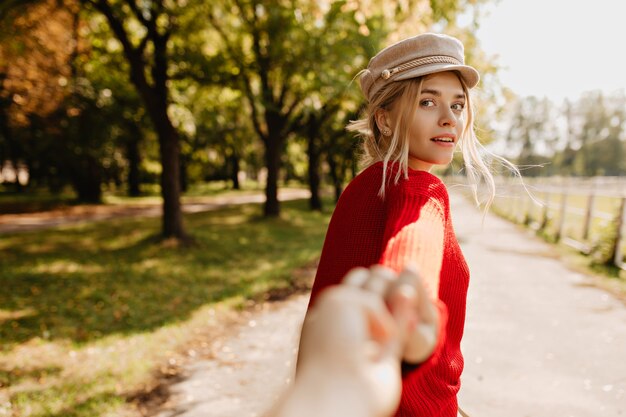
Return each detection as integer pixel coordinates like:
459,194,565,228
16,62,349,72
1,0,500,212
500,90,626,177
589,221,619,266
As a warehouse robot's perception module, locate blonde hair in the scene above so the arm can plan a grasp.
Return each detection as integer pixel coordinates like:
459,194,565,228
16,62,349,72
347,71,518,211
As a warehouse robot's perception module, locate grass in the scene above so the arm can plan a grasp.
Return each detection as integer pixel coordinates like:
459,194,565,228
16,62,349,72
105,180,271,205
492,190,626,258
0,188,77,214
0,197,332,417
0,180,274,213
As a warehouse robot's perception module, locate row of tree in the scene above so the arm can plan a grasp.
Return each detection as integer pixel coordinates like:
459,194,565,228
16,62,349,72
503,91,626,177
1,0,495,240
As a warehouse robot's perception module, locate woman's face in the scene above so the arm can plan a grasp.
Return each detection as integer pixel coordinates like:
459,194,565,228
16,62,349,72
400,72,466,172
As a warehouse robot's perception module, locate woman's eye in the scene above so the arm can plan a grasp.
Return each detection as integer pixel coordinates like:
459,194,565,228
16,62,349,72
452,103,465,111
420,99,435,107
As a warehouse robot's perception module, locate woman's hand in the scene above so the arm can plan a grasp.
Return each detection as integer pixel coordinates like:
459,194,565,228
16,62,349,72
385,265,440,364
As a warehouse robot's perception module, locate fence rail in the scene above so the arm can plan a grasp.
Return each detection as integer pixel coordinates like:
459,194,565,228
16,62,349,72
482,177,626,271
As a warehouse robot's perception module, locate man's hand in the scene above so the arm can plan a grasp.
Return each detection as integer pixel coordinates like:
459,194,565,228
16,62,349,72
295,267,403,417
272,266,440,417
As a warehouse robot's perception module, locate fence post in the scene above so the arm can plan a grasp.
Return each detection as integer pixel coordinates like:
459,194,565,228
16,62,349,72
541,190,550,230
556,191,568,242
523,192,533,225
613,197,626,269
582,193,595,241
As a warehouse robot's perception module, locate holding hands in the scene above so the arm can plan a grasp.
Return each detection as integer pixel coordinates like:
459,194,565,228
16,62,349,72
272,265,441,417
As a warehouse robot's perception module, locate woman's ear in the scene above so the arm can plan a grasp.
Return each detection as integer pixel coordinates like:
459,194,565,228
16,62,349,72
374,109,391,135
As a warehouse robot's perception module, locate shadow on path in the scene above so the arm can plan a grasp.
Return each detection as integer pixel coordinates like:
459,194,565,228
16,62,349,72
0,189,310,234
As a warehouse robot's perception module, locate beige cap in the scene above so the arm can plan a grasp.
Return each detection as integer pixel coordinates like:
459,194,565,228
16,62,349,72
360,33,480,102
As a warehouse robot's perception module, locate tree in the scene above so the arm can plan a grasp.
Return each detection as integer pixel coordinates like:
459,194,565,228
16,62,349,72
0,0,75,190
574,91,626,176
0,0,153,201
205,0,483,216
504,96,559,176
193,89,255,190
288,5,386,211
204,1,314,216
80,0,186,239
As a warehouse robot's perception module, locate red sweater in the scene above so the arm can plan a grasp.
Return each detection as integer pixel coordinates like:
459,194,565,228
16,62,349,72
308,162,470,417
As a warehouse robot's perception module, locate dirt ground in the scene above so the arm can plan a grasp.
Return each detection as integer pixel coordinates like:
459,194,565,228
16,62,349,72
150,189,626,417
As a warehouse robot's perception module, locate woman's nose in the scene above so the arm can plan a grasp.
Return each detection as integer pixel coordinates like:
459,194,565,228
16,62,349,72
439,107,456,127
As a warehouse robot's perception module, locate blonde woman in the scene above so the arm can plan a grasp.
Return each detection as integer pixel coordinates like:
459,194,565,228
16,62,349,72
301,33,499,417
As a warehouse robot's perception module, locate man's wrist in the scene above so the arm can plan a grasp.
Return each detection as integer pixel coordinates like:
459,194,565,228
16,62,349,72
277,364,372,417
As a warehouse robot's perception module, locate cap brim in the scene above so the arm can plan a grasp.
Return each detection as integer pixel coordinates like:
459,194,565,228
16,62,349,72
395,63,480,89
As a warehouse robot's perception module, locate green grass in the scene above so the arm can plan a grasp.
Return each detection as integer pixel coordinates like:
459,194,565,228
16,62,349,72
0,197,332,417
0,180,307,214
492,191,625,256
0,187,77,214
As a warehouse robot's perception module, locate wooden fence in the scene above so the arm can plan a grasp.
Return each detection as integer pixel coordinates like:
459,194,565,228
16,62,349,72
485,176,626,271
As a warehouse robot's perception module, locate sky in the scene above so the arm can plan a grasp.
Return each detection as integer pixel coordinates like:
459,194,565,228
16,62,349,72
474,0,626,103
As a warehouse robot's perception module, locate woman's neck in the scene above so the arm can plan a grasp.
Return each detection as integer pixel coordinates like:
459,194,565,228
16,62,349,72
407,155,433,172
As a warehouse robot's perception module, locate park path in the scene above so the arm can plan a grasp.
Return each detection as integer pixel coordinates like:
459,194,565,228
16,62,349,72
153,187,626,417
0,188,309,234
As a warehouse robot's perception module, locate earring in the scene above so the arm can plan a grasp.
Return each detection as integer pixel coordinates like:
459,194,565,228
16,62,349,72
382,128,392,136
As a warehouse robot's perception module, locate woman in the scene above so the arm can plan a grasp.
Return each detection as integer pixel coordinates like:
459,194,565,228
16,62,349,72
302,33,507,416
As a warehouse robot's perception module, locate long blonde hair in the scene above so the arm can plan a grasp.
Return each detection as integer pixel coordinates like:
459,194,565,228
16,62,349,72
347,71,517,211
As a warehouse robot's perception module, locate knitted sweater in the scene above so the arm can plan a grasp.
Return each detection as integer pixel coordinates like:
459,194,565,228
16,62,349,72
307,162,470,417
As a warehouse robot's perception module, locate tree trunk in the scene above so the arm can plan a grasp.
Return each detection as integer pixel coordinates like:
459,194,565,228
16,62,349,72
334,180,343,202
126,129,141,197
143,90,185,238
85,0,186,240
11,158,23,193
327,154,343,203
179,155,188,193
307,127,322,211
230,152,240,190
264,135,281,217
152,32,185,239
156,118,185,238
73,157,102,203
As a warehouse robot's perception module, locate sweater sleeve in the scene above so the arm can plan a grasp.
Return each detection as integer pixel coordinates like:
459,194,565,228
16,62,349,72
307,166,387,308
378,184,448,372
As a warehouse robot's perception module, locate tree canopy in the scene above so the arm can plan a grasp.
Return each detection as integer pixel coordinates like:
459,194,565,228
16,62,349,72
5,0,619,230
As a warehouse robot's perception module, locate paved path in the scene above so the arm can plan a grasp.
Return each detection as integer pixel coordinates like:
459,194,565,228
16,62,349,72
0,189,310,234
155,295,307,417
154,188,626,417
455,190,626,417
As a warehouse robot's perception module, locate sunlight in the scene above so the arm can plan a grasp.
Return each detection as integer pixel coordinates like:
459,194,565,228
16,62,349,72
477,0,626,102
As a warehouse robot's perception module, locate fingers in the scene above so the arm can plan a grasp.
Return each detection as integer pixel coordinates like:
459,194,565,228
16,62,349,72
364,265,396,295
365,305,393,343
304,276,398,367
386,266,419,323
343,267,370,287
339,265,440,364
343,265,396,296
385,265,440,364
341,266,401,359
